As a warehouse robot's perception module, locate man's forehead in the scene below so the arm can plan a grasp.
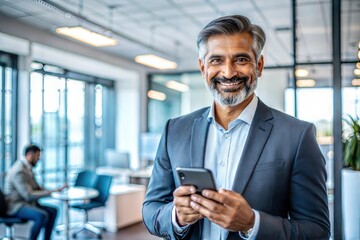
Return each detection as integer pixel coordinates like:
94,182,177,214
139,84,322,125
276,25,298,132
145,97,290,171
204,34,255,58
206,33,253,44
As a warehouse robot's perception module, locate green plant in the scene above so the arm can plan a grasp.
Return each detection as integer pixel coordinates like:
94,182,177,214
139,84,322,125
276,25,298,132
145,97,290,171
343,115,360,171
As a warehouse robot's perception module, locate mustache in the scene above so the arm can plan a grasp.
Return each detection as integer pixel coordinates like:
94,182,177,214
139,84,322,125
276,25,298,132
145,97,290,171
211,76,249,84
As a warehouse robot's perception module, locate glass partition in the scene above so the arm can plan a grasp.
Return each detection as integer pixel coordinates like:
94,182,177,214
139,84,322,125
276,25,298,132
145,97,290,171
30,63,115,187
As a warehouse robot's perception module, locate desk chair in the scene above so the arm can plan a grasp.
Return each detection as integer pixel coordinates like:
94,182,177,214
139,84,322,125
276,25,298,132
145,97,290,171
0,190,27,240
55,170,98,234
74,170,98,188
71,175,112,239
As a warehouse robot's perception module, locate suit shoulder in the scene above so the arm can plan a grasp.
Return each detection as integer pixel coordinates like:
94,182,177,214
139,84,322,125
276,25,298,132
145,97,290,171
7,160,24,175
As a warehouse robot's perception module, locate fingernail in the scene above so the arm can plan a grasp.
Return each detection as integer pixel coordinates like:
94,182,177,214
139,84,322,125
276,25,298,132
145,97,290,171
190,187,196,193
190,201,196,208
191,195,197,201
202,190,208,197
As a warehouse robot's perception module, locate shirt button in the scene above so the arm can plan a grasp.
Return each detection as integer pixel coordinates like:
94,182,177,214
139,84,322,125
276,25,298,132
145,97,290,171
225,133,229,139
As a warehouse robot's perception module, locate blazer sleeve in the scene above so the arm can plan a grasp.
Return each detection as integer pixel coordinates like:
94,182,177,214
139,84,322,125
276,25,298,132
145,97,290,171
12,169,51,202
142,121,194,240
257,123,330,239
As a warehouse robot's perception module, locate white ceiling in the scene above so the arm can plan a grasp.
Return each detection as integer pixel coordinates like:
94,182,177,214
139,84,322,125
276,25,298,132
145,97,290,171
0,0,359,73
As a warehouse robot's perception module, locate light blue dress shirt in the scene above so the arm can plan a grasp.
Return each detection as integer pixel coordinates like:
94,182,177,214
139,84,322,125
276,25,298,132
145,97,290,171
172,95,260,239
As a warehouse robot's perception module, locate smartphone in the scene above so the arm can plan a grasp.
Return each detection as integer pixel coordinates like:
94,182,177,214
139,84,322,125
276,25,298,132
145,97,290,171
176,167,217,193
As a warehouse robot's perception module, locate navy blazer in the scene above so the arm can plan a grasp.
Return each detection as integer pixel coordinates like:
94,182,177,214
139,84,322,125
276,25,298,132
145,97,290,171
142,99,330,240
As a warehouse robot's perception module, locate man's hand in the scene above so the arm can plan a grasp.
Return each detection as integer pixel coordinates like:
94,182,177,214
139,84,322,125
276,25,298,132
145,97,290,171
189,188,254,232
173,186,204,226
56,184,68,192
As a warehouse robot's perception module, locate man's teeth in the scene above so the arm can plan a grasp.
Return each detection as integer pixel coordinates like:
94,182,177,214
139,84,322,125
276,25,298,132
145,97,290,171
219,82,240,86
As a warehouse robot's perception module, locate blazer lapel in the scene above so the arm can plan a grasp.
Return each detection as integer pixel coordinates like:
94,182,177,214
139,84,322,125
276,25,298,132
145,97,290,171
232,100,274,194
190,109,210,168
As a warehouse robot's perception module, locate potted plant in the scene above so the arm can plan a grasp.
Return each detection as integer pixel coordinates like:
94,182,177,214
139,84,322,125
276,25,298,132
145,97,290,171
342,115,360,240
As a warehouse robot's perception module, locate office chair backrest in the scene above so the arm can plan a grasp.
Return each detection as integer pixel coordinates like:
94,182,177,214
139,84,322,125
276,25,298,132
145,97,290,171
0,189,8,217
75,170,98,188
91,175,112,205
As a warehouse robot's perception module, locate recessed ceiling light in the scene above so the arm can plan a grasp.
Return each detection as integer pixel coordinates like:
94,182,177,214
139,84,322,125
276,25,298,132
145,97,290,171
354,68,360,76
147,90,166,101
56,26,118,47
295,69,309,77
135,54,177,70
352,79,360,86
296,79,316,87
165,81,189,92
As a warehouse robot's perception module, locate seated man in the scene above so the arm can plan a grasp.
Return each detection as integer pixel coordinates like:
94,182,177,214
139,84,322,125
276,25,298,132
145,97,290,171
4,144,66,240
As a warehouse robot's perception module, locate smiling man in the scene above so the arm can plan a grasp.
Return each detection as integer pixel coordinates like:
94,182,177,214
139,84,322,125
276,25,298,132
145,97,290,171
142,15,330,240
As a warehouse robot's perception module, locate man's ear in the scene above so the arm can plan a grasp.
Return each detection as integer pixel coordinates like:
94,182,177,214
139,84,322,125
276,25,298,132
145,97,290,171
257,55,264,77
198,58,205,78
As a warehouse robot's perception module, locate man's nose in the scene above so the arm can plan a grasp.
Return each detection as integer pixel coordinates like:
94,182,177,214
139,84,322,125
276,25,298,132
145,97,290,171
222,62,237,79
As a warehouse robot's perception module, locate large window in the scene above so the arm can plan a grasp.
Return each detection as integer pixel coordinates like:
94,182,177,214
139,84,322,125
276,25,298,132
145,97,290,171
0,51,17,188
30,63,115,187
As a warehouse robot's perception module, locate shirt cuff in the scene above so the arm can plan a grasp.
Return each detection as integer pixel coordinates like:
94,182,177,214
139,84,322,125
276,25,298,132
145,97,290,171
172,206,190,235
239,209,260,240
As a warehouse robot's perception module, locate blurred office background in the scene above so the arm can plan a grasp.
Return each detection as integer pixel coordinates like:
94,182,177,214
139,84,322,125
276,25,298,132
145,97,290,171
0,0,359,239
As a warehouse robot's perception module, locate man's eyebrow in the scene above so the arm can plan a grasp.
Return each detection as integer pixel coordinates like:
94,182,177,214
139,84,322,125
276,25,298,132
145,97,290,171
207,54,223,60
233,53,251,59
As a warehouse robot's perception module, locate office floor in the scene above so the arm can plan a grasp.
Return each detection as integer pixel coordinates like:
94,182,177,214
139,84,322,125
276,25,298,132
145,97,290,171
0,221,160,240
0,196,160,240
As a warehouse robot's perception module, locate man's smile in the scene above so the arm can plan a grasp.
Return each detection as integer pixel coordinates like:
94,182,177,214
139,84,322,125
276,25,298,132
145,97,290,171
212,77,247,92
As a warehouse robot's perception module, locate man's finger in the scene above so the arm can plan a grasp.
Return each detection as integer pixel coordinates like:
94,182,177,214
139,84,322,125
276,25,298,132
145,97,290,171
176,206,200,215
202,188,242,206
190,200,222,222
173,195,192,207
173,185,196,197
190,193,225,213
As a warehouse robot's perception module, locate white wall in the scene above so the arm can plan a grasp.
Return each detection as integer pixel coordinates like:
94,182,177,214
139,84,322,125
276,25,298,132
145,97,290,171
116,80,141,169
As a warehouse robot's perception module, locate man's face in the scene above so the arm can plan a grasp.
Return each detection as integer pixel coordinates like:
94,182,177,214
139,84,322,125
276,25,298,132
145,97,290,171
28,151,41,167
198,33,264,106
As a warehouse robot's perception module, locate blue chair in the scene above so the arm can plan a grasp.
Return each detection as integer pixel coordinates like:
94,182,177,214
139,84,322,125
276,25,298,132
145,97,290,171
74,170,98,188
0,189,28,240
55,170,98,235
71,175,112,239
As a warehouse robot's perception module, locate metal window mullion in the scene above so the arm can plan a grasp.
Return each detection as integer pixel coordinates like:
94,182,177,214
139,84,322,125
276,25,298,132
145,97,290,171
332,0,342,238
292,0,298,118
64,78,68,184
0,64,5,188
11,54,18,168
41,74,46,184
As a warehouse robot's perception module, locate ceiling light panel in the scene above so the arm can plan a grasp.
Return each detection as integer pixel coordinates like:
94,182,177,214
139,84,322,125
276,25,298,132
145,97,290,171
135,54,177,69
56,26,118,47
165,81,189,92
147,90,166,101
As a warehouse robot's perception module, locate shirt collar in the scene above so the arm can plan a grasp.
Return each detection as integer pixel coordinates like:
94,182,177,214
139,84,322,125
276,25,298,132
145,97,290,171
207,94,258,126
21,158,33,171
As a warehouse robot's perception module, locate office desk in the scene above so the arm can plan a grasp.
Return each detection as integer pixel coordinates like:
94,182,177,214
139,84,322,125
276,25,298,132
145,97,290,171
129,169,152,187
51,187,99,240
104,184,146,232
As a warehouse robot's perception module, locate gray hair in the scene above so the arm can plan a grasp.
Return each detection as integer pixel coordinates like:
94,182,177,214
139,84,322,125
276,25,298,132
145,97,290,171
197,15,266,61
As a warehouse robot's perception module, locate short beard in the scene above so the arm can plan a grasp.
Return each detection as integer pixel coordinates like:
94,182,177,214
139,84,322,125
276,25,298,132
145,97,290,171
30,160,37,167
206,76,257,106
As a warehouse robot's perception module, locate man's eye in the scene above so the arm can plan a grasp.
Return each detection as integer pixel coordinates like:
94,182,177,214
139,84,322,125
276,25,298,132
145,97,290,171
210,59,222,64
235,58,248,63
